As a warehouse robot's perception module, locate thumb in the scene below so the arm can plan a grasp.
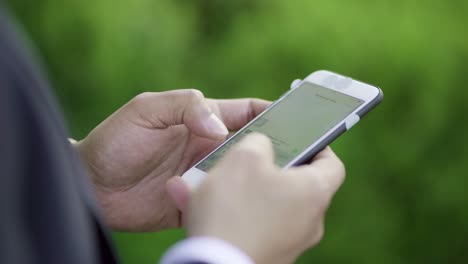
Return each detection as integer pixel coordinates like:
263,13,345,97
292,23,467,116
214,132,275,174
129,89,228,139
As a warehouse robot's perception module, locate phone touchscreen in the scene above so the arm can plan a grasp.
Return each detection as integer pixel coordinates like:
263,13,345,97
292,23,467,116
196,82,364,171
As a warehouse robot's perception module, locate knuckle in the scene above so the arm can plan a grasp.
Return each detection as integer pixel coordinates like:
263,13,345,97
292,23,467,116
310,223,325,246
337,157,346,174
132,92,154,104
130,92,158,113
184,89,205,102
334,158,346,184
302,179,331,208
292,216,325,251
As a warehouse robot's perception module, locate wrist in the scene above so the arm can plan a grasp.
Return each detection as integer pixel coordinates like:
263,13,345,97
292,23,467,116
71,139,120,229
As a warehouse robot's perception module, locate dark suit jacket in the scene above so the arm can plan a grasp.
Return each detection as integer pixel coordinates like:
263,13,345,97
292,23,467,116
0,6,117,264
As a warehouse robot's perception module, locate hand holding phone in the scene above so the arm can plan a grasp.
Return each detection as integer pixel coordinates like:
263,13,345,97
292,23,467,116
182,70,383,188
179,133,345,264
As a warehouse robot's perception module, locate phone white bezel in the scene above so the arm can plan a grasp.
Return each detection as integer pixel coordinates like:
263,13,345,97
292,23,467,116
182,70,381,189
303,70,380,102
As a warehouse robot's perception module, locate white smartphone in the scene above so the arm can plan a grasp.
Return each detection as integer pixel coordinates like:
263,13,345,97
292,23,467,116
182,70,383,188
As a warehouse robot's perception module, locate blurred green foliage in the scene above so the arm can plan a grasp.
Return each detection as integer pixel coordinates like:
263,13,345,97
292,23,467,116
7,0,468,263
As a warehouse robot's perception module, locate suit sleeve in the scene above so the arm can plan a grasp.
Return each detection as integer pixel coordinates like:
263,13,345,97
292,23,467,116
0,52,36,263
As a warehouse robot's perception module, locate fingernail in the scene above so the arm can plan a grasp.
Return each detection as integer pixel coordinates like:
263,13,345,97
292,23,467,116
205,113,229,136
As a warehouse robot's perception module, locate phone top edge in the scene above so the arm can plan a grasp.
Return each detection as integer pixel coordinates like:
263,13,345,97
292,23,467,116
305,70,383,102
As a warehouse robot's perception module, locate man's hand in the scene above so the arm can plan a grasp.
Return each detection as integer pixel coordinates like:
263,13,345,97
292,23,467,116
184,133,345,264
75,89,270,231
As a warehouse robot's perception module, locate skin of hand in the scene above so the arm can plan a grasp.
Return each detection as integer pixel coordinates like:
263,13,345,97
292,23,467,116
181,133,345,264
74,89,270,231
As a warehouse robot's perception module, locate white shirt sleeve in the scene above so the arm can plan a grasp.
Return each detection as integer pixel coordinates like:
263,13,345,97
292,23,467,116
160,237,254,264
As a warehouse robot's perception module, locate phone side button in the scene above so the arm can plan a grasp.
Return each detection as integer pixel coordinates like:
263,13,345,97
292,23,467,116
345,114,360,130
290,79,302,90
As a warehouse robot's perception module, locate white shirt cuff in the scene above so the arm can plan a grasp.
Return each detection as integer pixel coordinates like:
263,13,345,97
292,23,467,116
160,237,254,264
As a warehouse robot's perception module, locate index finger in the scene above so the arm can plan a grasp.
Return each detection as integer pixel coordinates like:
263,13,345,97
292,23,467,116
208,98,271,131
